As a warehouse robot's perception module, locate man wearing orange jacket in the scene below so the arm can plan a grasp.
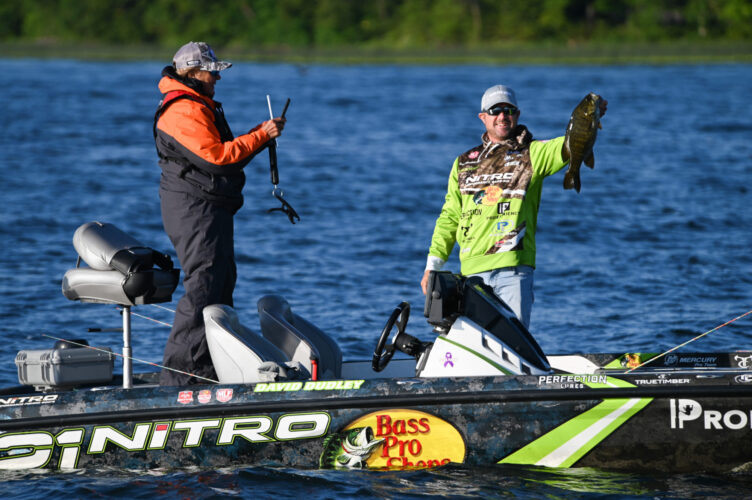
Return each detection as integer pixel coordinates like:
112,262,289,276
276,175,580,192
154,41,285,385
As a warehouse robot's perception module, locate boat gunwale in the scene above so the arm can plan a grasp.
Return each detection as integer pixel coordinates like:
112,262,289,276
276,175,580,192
2,378,752,431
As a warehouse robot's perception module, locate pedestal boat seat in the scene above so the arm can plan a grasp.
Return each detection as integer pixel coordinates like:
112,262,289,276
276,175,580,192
61,221,180,388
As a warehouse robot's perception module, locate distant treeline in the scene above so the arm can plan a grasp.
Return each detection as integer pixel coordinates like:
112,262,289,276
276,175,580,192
2,0,750,47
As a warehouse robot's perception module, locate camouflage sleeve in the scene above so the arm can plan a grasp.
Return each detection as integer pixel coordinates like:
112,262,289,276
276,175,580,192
428,159,461,261
530,136,568,177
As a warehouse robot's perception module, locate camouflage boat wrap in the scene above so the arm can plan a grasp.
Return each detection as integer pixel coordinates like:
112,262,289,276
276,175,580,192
1,352,752,473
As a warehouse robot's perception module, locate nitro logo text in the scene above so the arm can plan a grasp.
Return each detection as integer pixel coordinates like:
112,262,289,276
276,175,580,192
0,412,331,470
464,172,514,187
0,395,58,407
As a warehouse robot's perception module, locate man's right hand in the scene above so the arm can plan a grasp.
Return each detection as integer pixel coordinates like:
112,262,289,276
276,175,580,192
261,117,286,139
420,269,431,295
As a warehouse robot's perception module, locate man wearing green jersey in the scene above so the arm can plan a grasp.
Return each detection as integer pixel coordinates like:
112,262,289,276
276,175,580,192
420,85,607,328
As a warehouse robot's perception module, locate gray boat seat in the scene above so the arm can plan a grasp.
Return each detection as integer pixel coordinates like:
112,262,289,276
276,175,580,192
204,304,309,384
258,295,342,379
62,221,179,306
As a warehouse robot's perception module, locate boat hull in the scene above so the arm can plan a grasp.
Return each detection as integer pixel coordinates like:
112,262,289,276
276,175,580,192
2,355,752,473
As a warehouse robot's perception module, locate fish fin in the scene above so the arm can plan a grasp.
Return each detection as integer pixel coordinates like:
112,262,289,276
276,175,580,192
584,151,595,169
598,121,602,130
563,169,574,190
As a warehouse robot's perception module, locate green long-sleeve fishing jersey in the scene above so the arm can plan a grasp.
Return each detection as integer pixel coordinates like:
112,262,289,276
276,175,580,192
428,130,568,275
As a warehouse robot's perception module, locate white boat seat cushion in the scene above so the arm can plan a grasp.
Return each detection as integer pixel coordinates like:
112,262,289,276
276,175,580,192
257,295,342,379
73,221,150,271
204,304,307,384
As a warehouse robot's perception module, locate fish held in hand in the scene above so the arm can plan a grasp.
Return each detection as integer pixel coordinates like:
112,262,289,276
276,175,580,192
563,92,603,193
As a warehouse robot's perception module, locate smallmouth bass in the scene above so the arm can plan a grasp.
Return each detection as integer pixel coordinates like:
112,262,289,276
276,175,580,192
563,93,603,193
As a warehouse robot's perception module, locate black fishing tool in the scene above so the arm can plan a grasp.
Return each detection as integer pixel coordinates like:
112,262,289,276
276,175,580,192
266,96,299,224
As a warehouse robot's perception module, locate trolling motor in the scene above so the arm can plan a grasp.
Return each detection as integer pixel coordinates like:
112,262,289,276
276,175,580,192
266,96,300,224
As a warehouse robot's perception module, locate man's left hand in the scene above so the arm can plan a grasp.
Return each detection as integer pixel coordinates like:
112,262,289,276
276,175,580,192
261,117,286,139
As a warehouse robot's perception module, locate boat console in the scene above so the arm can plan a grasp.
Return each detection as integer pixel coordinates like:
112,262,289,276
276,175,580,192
207,270,553,381
373,271,552,377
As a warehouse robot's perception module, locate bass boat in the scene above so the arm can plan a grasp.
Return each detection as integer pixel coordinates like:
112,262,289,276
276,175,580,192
2,222,752,473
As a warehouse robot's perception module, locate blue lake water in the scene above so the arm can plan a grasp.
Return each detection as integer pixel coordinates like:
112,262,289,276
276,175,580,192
1,59,751,497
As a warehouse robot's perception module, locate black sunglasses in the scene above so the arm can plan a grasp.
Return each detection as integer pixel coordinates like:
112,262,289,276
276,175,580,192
486,105,518,116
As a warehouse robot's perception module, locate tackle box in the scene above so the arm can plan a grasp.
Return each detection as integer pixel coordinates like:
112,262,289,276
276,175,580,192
15,341,114,388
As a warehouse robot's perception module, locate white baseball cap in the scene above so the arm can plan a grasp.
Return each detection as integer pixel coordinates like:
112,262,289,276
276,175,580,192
481,85,518,112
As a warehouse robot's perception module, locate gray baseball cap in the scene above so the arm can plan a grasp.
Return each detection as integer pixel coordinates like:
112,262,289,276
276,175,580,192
481,85,517,112
173,41,232,72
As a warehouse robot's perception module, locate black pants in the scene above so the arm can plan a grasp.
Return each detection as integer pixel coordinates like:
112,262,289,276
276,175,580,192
159,189,236,385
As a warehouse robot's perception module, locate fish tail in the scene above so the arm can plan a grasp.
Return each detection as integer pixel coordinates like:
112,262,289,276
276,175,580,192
563,169,581,193
584,150,595,169
563,170,574,190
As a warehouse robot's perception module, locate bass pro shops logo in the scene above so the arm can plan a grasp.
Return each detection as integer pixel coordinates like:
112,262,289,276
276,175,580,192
321,409,466,470
670,399,752,430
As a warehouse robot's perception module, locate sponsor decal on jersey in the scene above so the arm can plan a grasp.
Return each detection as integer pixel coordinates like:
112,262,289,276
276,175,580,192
461,207,483,219
491,220,512,236
472,190,485,205
480,186,502,206
485,222,525,254
464,172,515,189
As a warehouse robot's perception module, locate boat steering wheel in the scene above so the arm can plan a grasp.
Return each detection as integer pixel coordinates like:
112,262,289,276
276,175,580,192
372,301,410,372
